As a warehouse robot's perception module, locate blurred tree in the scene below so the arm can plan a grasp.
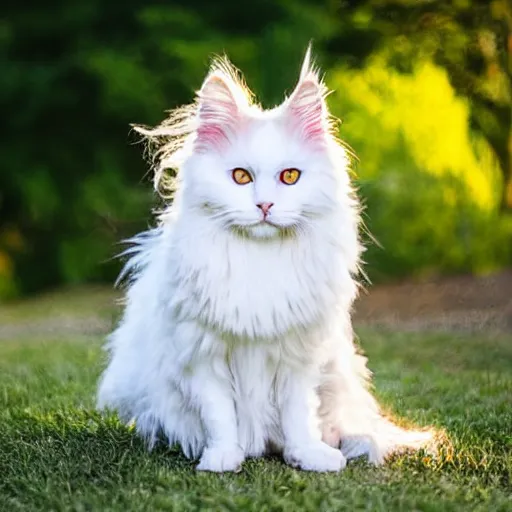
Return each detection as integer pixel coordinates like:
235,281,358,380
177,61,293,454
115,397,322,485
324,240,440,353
329,54,512,279
0,0,510,298
327,0,512,209
0,0,333,297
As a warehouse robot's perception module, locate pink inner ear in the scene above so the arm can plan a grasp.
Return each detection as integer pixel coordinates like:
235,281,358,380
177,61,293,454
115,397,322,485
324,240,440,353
196,101,236,151
291,101,324,143
196,124,230,150
196,102,233,149
287,81,326,146
195,76,240,152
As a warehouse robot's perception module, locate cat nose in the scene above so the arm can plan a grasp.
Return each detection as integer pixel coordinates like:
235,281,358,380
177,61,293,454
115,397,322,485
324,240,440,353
256,202,274,216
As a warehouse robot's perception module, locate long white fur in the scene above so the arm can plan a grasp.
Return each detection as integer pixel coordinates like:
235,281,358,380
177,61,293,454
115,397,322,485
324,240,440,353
97,47,434,472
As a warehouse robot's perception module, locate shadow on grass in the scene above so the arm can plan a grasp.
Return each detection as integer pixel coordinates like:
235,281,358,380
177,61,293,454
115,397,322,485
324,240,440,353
1,407,510,495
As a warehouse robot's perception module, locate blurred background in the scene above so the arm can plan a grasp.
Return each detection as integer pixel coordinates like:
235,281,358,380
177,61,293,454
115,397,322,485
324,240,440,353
1,0,511,304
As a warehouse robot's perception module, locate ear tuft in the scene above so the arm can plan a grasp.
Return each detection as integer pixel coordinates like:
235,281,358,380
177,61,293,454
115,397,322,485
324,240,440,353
199,74,237,109
194,57,252,152
195,73,239,151
286,48,328,145
299,42,315,81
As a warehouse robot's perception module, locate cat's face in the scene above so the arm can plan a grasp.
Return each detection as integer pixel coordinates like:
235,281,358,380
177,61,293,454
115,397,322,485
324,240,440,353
181,51,345,240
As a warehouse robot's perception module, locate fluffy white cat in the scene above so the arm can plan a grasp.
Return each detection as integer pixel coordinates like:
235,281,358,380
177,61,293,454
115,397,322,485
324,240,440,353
97,47,434,472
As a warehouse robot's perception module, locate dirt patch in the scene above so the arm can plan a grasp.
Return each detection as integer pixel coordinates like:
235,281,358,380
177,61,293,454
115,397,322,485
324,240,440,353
1,270,511,340
353,269,512,333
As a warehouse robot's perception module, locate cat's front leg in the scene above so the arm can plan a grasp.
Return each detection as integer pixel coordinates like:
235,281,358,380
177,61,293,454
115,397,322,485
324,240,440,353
281,371,346,472
183,359,244,473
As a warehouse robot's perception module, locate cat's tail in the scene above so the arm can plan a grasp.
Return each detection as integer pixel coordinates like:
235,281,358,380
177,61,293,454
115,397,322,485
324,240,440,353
340,416,437,465
321,350,438,465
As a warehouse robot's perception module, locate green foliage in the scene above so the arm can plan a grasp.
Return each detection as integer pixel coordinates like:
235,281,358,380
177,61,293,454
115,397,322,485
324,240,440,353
333,0,512,209
330,55,512,279
1,331,511,510
0,0,329,299
1,0,510,298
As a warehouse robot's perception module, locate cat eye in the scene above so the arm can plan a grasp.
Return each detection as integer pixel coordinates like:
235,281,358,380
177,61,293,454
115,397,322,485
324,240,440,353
232,168,253,185
279,168,301,185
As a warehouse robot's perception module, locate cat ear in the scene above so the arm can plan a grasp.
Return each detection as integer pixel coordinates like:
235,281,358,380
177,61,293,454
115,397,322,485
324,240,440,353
195,62,249,152
285,47,329,145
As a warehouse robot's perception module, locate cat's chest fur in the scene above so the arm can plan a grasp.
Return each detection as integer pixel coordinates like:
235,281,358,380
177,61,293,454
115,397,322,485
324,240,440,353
164,217,355,341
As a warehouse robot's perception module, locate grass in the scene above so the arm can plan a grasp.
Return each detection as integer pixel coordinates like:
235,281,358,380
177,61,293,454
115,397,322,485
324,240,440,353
0,286,118,324
0,329,511,511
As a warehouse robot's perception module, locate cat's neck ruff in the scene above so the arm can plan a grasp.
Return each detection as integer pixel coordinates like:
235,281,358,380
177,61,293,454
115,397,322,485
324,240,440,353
160,208,358,342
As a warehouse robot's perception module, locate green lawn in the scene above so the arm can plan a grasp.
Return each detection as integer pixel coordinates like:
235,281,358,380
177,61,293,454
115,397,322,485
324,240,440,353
0,329,511,511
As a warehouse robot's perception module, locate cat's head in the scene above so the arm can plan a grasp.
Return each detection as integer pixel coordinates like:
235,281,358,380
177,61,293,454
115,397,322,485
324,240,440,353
139,47,351,241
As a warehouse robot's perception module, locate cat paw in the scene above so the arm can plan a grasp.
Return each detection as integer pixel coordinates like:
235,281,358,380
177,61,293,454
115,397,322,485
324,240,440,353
196,444,245,473
284,442,347,472
341,435,372,459
341,435,385,464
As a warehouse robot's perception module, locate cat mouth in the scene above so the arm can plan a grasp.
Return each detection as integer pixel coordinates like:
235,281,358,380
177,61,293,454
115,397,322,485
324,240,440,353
230,220,298,240
254,220,285,231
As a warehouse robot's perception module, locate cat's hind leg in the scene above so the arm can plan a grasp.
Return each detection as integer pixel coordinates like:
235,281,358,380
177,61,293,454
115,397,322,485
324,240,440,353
319,353,435,465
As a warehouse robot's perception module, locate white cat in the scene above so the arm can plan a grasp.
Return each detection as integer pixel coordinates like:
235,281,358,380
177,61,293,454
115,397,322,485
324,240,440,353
97,47,434,472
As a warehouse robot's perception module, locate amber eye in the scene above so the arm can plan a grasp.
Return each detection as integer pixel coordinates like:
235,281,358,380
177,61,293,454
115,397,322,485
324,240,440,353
279,168,301,185
232,168,252,185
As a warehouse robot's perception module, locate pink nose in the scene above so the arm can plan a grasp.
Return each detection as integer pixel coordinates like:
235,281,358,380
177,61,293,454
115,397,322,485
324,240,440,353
257,202,274,216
